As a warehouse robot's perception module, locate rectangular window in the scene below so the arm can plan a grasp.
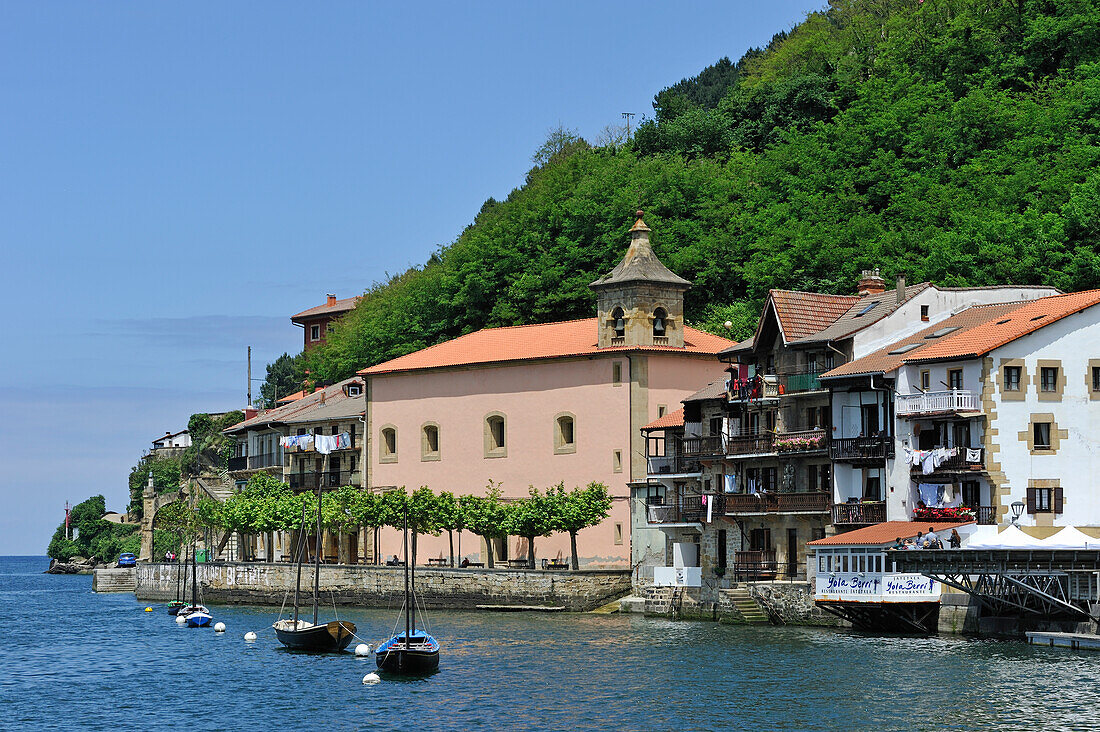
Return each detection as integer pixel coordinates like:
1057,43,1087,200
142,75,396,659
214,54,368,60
717,529,727,570
613,450,622,473
1093,366,1100,392
1004,366,1021,392
920,304,930,322
613,523,623,545
763,467,777,492
1034,487,1052,512
948,369,963,390
962,481,980,507
612,362,622,385
808,464,818,493
1040,367,1058,392
1034,422,1052,450
310,324,320,341
920,370,931,392
818,463,831,492
709,417,722,436
824,352,834,370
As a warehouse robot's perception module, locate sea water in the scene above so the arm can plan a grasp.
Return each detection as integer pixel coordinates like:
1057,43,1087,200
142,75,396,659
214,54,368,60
2,556,1097,731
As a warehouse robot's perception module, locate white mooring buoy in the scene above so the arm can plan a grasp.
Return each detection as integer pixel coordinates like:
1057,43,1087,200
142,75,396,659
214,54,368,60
175,615,187,625
362,672,380,685
244,631,257,641
355,643,372,657
214,622,226,633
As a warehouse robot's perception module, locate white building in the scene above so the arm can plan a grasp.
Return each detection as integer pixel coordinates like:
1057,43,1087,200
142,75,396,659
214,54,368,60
823,290,1100,535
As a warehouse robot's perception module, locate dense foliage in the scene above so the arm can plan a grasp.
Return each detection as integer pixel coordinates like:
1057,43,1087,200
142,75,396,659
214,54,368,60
47,495,140,562
259,352,304,408
294,0,1100,383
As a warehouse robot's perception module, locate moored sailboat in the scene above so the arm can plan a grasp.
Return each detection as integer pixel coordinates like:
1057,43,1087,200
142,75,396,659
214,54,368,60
272,456,356,652
376,505,440,674
180,545,212,628
167,548,185,615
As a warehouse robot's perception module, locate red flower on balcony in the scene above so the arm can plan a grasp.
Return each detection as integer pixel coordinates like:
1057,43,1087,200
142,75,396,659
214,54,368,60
913,506,975,522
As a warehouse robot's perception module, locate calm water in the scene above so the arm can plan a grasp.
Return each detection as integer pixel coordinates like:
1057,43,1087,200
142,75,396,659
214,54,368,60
2,556,1098,731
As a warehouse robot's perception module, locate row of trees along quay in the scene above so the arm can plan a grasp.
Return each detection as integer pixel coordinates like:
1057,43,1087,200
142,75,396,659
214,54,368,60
157,475,612,571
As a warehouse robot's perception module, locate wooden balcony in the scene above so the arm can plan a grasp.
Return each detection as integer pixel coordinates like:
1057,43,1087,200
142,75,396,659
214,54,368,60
778,371,825,394
680,435,725,457
725,433,774,456
832,502,887,525
725,491,830,515
896,389,980,417
830,436,894,464
732,550,778,581
725,429,828,457
727,376,780,403
646,454,702,476
909,447,984,473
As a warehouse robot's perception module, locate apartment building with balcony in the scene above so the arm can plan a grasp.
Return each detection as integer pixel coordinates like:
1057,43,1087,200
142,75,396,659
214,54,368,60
822,290,1100,538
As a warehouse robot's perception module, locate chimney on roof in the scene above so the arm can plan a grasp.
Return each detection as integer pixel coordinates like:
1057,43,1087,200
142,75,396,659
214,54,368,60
326,293,336,306
858,268,886,297
244,406,258,421
896,274,906,304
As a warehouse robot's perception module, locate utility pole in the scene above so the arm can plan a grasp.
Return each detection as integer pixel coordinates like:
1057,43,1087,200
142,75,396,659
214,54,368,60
621,111,636,137
247,346,252,407
65,501,71,540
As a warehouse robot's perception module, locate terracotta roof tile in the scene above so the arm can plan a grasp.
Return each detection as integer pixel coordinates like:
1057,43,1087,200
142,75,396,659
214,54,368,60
771,290,861,342
807,520,974,546
792,283,933,344
683,379,727,403
291,296,361,322
642,407,685,431
224,377,364,433
358,318,734,376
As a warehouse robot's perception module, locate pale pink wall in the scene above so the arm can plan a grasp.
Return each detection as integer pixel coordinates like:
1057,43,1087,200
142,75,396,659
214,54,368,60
368,352,726,566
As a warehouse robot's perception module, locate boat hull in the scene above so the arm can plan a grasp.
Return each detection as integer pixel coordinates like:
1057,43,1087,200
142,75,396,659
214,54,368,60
186,612,212,628
375,633,440,674
167,601,186,615
273,620,357,652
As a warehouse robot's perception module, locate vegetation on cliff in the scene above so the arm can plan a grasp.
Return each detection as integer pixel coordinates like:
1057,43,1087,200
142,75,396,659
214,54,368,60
47,495,139,562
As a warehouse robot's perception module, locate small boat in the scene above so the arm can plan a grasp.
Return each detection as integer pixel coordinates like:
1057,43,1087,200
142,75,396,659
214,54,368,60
180,545,213,628
272,456,356,652
167,550,186,615
376,505,440,674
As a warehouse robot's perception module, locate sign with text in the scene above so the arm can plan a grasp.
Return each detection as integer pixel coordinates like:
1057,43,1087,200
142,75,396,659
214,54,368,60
815,572,939,602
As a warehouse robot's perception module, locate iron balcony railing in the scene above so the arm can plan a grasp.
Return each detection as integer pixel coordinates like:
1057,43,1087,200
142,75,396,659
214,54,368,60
646,454,703,476
289,471,358,490
247,452,281,469
646,494,725,525
724,491,830,515
228,455,248,471
909,447,984,472
732,550,779,581
896,389,980,416
727,376,780,402
724,429,830,457
779,371,824,394
832,502,887,525
830,436,894,462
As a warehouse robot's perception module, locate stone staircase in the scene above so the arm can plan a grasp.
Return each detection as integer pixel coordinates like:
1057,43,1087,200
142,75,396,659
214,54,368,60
93,568,137,593
724,588,770,624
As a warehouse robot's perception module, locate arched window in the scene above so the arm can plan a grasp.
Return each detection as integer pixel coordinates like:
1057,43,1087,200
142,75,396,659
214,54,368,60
611,307,625,338
653,307,668,337
485,413,507,458
554,413,576,454
380,426,397,463
421,423,440,461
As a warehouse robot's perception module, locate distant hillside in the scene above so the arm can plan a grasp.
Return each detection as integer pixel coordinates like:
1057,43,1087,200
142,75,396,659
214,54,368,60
302,0,1100,384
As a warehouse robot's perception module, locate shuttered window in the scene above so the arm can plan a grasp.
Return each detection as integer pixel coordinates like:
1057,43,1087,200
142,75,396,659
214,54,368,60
1026,485,1063,514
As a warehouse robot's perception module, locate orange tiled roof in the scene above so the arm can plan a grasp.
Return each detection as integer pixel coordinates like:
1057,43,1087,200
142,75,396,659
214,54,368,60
807,520,975,546
770,290,861,342
291,296,361,322
642,407,685,431
359,318,734,376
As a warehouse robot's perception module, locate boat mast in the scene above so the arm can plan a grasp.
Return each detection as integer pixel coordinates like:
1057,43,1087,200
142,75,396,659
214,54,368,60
313,453,327,626
191,541,198,606
292,499,306,627
404,503,410,649
176,538,183,601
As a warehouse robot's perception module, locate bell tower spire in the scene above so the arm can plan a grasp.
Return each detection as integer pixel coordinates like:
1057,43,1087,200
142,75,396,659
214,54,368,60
590,210,691,348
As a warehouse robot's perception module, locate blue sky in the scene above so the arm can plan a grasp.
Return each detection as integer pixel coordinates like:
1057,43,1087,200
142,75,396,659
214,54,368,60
0,1,822,554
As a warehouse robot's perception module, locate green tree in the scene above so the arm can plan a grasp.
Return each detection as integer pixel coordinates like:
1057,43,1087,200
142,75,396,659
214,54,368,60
434,490,464,566
47,494,140,562
547,482,612,570
259,352,303,408
459,481,511,569
504,487,554,569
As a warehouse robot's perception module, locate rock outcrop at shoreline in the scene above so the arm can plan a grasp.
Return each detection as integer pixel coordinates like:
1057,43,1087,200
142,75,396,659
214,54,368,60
46,557,105,575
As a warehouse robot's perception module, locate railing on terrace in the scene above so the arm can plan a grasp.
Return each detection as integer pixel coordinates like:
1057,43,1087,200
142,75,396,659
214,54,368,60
652,335,669,346
680,435,725,456
228,455,248,471
724,491,830,514
830,436,894,462
832,501,887,525
912,505,997,524
727,376,780,402
896,389,980,416
779,371,824,394
726,433,774,455
774,429,829,454
732,550,778,581
975,506,996,525
647,494,725,525
910,447,984,472
646,454,702,476
247,452,281,470
289,471,358,490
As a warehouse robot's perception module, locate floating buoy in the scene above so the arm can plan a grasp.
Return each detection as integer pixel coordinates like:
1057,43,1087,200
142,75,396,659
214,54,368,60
355,643,372,657
214,622,226,633
362,672,380,684
175,615,187,624
144,607,153,612
244,631,257,641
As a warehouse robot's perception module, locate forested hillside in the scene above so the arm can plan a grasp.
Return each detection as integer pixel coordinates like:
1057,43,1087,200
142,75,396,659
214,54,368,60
300,0,1100,385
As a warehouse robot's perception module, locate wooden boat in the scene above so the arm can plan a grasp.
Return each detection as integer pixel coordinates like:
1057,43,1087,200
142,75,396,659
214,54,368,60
376,505,440,674
181,545,213,628
272,457,356,652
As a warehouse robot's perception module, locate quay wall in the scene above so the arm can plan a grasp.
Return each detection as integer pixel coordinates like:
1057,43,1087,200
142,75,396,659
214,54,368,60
92,567,137,593
134,562,631,612
639,580,842,627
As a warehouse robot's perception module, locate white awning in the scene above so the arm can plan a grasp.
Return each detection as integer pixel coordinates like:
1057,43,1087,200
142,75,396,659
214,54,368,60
1040,526,1100,549
966,525,1047,549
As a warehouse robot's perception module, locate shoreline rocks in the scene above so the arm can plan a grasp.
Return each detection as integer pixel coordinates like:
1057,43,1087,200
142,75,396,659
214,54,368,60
46,557,105,575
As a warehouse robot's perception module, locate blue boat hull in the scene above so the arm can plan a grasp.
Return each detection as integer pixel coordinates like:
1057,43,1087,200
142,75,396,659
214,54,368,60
376,632,439,674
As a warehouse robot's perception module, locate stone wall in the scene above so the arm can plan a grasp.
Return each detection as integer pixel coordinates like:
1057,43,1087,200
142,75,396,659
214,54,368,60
135,562,631,612
745,581,840,626
93,568,137,593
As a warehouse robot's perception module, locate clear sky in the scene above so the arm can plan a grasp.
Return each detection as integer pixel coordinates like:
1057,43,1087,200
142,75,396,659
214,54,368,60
0,1,822,555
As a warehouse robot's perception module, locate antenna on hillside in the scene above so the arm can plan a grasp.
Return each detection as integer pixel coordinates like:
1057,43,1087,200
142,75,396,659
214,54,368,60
621,112,636,136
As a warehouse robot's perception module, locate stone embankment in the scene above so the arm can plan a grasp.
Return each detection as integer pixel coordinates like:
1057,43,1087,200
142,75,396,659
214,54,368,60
636,581,842,627
93,567,137,592
134,562,631,612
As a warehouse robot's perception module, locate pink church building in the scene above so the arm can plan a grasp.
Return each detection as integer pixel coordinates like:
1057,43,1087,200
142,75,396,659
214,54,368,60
359,212,733,567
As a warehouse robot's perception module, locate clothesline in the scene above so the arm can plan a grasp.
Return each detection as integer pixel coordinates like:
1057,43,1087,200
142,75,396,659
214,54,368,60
280,432,352,455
